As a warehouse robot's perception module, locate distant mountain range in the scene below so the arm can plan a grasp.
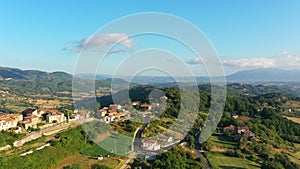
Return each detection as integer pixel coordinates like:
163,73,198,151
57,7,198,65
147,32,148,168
0,67,71,80
1,66,300,83
226,68,300,82
129,69,300,84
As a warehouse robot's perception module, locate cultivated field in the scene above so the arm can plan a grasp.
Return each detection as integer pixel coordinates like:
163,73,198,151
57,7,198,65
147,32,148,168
206,152,260,169
284,116,300,124
210,134,237,149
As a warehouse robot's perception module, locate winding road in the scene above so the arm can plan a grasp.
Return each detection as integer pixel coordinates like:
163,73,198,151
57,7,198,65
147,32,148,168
194,134,211,169
119,116,211,169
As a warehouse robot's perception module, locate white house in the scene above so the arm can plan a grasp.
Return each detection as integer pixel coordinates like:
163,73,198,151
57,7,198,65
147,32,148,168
0,113,22,131
103,115,115,123
0,118,17,131
142,140,160,151
46,110,65,123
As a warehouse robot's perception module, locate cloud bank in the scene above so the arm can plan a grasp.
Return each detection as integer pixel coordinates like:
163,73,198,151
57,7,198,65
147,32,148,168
187,52,300,69
224,52,300,69
66,33,133,53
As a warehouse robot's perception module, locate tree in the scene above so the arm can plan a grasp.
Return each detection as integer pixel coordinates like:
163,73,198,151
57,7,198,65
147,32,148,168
187,135,195,148
261,160,284,169
235,149,244,158
97,102,101,109
239,135,248,149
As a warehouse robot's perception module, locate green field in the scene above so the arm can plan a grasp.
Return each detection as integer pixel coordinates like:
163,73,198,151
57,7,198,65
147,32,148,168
81,145,115,157
98,134,132,157
210,134,238,149
206,152,260,169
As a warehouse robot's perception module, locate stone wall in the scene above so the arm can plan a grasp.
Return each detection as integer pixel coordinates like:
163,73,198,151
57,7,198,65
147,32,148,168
13,132,42,147
0,145,11,151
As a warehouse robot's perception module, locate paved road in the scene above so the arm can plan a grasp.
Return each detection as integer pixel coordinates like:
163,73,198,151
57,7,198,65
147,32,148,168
133,122,148,153
194,134,211,169
195,149,211,169
119,117,151,169
119,157,132,169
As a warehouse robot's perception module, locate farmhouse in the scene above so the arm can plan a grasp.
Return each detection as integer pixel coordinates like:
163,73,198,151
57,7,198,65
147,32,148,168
223,125,236,133
140,104,152,111
142,140,160,151
0,113,22,131
22,115,39,129
0,117,17,131
45,110,65,123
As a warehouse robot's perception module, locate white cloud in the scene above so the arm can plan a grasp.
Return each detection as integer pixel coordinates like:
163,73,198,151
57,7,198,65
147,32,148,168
186,57,203,64
187,52,300,69
224,52,300,69
186,57,218,65
66,33,133,53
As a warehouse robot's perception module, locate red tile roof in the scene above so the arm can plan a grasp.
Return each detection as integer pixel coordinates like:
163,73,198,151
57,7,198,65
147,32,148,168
223,125,235,131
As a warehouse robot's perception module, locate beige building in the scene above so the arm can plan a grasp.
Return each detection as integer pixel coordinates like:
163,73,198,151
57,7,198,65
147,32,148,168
0,118,17,131
22,115,39,129
0,113,23,131
45,110,65,123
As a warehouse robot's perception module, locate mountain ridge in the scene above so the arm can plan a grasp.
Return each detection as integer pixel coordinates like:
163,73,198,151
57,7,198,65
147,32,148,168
1,66,300,82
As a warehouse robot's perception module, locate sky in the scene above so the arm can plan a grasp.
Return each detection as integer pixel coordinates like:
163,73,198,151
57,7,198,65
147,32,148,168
0,0,300,76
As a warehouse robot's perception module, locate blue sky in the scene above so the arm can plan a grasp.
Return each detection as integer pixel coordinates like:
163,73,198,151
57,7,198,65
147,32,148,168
0,0,300,76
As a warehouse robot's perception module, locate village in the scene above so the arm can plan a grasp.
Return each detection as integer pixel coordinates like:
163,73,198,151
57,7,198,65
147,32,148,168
0,94,173,153
0,108,90,133
1,96,257,155
97,97,174,152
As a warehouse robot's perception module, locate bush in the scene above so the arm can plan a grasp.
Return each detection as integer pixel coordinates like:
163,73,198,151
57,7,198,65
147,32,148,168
91,164,111,169
235,149,245,158
0,131,26,146
63,164,81,169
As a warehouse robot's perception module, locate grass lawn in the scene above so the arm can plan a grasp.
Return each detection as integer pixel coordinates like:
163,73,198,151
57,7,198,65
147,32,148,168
51,154,121,169
81,145,115,157
206,152,260,169
210,134,238,149
97,134,132,157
